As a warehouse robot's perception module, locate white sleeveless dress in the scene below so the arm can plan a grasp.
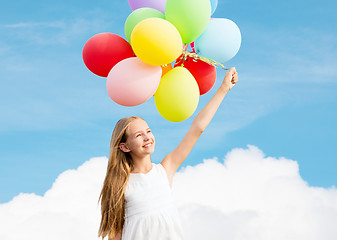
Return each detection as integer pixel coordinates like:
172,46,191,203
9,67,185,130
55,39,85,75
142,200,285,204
122,163,185,240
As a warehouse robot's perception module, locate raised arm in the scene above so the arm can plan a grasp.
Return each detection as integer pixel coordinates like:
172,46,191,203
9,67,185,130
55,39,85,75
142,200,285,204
161,67,238,181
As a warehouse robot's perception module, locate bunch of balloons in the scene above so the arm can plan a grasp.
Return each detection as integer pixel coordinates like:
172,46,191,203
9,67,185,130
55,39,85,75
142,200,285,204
82,0,241,122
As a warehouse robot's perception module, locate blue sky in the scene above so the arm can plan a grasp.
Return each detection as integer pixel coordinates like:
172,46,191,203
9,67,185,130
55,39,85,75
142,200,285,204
1,0,336,203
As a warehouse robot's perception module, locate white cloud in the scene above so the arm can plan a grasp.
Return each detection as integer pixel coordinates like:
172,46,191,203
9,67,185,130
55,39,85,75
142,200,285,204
1,146,337,240
1,18,110,46
3,21,66,29
0,157,107,240
173,145,337,240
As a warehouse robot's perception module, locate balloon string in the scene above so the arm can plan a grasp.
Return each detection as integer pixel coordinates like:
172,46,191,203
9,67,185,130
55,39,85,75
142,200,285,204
175,45,230,71
181,50,230,70
180,44,189,67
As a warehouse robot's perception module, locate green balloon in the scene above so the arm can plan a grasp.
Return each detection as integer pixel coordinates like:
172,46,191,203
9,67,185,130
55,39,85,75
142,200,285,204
165,0,211,44
124,8,165,42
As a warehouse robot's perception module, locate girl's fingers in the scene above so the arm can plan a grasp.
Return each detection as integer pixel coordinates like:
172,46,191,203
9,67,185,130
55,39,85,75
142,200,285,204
231,77,238,84
232,73,238,81
227,68,238,86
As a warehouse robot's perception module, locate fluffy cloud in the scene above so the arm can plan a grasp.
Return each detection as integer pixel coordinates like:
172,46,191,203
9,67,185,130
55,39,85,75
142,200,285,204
1,145,337,240
0,158,106,240
174,145,337,240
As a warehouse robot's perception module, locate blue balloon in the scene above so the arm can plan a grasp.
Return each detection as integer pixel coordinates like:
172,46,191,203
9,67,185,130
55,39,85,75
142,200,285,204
195,18,241,64
210,0,218,15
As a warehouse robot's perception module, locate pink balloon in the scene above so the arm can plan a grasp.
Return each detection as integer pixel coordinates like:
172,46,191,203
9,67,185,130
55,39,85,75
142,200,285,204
106,57,162,106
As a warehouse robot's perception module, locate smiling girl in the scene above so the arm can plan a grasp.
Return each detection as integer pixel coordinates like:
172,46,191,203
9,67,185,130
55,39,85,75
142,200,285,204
98,67,238,240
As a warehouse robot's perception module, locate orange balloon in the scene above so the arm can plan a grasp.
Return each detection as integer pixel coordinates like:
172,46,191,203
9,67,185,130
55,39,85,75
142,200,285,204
161,63,172,77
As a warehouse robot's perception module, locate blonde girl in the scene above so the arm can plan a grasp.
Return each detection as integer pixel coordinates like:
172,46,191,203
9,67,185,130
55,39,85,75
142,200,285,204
99,68,239,240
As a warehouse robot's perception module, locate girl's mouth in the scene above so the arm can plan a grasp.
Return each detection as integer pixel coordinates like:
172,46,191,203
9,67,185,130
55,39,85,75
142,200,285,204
143,142,153,148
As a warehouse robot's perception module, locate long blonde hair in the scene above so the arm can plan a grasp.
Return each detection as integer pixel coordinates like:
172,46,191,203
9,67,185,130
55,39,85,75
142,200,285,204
98,116,142,239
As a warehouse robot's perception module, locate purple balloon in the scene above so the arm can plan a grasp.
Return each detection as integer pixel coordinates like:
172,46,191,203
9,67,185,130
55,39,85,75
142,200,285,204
128,0,167,14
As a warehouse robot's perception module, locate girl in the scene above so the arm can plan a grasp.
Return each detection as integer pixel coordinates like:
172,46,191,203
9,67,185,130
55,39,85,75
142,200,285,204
99,68,239,240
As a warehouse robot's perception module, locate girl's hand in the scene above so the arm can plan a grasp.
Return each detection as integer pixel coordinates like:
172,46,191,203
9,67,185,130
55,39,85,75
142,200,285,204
221,67,238,91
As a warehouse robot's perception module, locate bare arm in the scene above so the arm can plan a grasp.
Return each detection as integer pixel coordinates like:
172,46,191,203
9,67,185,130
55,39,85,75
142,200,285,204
161,67,238,181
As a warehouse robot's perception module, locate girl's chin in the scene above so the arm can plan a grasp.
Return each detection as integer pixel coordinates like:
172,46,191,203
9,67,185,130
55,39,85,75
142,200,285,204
145,146,155,152
143,143,155,151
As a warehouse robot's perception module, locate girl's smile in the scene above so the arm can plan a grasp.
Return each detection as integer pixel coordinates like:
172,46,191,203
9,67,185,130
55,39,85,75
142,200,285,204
143,142,153,148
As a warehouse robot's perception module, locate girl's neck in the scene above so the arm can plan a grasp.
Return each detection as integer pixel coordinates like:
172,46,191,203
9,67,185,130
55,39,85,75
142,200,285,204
130,154,152,174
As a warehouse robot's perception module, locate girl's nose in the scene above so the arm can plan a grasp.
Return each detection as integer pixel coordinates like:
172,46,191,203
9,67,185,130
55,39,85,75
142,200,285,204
143,134,150,141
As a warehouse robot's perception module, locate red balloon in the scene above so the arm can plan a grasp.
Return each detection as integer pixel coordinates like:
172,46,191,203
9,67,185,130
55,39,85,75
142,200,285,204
82,33,135,77
174,54,216,95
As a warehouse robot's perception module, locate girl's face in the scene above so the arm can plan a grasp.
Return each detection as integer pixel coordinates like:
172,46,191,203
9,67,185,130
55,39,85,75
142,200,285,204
120,119,155,157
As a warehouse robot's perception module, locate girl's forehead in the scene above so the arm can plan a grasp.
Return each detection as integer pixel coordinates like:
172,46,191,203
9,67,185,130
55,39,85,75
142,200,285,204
127,119,149,134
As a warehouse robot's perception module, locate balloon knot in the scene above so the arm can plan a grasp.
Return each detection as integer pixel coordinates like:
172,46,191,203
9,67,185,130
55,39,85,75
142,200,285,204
181,50,229,70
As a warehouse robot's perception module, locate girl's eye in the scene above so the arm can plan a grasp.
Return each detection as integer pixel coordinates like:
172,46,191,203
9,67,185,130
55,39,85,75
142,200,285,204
136,134,141,137
147,130,151,133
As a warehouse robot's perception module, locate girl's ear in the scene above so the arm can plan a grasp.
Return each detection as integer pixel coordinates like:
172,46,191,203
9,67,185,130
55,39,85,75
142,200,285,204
119,143,131,153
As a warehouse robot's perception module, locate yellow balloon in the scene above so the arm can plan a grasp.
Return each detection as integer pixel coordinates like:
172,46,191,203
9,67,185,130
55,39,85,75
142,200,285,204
131,18,183,66
155,67,199,122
